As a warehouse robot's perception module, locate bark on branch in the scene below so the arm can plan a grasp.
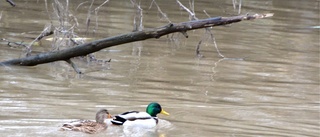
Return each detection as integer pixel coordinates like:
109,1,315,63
0,13,273,66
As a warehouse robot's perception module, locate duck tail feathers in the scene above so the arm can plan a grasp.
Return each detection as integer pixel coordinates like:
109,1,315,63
111,116,126,125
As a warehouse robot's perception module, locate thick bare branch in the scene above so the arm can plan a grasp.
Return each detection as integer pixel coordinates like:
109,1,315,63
0,13,273,66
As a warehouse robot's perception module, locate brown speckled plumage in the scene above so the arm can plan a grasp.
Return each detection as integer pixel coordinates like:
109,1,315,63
60,109,111,134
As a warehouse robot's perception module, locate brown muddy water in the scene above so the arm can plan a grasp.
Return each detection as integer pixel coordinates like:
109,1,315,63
0,0,319,137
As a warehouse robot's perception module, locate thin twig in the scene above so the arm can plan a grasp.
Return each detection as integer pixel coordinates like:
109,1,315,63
207,29,225,58
131,0,143,31
30,25,53,43
0,11,3,21
6,0,16,7
238,0,242,15
177,0,225,58
149,0,171,23
189,0,195,14
86,0,95,34
65,59,82,74
196,40,203,57
232,0,242,15
76,1,89,11
176,0,198,20
1,38,27,48
93,0,110,33
44,0,52,21
232,0,236,10
95,0,110,11
203,10,211,18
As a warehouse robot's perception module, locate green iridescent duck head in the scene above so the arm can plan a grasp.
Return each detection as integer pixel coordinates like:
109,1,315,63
146,102,170,117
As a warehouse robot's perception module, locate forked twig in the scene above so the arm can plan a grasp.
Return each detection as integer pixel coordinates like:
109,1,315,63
93,0,110,33
232,0,242,15
176,0,198,20
149,0,171,23
177,0,225,58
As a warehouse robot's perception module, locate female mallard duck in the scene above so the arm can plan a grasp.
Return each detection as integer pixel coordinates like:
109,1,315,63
111,102,169,128
60,109,112,134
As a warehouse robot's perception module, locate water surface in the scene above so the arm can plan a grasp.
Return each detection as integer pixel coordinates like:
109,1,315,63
0,0,319,137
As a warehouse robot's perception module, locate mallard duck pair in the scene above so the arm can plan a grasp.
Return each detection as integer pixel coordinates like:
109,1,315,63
60,102,169,134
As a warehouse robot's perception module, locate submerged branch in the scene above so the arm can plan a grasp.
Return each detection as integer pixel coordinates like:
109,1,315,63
0,13,273,66
6,0,16,7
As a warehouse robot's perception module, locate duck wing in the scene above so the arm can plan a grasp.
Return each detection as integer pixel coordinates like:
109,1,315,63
111,111,153,125
61,120,106,134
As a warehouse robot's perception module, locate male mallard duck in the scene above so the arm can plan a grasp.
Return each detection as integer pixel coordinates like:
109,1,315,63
111,102,169,128
60,109,112,134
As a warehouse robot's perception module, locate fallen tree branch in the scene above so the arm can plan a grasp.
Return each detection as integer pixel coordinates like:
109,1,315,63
0,13,273,66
